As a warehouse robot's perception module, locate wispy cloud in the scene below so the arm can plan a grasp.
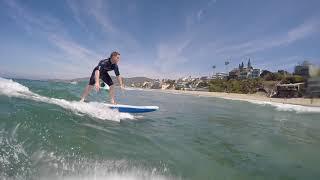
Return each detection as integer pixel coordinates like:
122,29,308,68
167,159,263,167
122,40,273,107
154,4,319,78
3,0,66,35
152,0,222,78
154,1,219,78
68,0,116,33
197,9,204,21
197,0,217,21
287,18,319,42
154,40,191,74
49,34,101,65
66,0,88,31
2,0,107,77
66,0,137,45
197,18,320,58
1,0,319,79
88,0,116,33
66,0,142,53
3,0,151,78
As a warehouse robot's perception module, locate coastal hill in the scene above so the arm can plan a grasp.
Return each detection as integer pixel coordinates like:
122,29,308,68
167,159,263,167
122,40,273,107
50,76,156,86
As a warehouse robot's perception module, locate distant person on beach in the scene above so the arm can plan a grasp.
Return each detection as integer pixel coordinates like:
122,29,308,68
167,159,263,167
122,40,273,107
80,51,124,104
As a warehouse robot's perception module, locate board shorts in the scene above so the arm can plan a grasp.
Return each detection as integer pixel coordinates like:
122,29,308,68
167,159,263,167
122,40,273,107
88,66,113,86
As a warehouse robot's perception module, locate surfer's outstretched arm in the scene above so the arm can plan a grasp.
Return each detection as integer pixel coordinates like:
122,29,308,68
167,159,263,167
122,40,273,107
117,75,124,89
94,70,100,91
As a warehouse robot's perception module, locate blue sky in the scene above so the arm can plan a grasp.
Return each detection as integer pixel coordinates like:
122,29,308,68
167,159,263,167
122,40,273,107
0,0,319,79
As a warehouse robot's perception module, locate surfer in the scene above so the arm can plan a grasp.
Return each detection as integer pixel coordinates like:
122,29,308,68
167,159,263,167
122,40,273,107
80,51,124,104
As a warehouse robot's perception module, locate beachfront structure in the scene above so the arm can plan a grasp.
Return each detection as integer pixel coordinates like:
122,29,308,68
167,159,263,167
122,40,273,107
176,81,197,90
247,58,252,69
294,61,312,78
250,69,261,78
200,76,209,81
306,64,320,97
228,59,260,79
308,64,320,78
229,69,240,79
307,77,320,97
151,81,161,89
212,72,228,79
176,82,187,89
142,81,152,88
176,76,195,83
274,83,305,98
238,68,261,79
161,83,170,89
239,71,248,79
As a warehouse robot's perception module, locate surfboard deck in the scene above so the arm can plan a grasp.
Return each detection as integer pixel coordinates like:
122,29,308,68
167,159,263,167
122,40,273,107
105,104,159,113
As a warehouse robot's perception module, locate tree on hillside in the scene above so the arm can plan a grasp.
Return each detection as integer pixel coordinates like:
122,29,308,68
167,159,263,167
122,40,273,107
260,70,272,78
225,60,230,73
212,65,216,77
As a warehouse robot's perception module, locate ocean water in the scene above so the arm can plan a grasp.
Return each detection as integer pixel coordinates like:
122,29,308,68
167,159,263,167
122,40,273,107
0,77,320,180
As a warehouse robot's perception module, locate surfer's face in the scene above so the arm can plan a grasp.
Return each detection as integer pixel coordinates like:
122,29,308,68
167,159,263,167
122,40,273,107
111,55,120,64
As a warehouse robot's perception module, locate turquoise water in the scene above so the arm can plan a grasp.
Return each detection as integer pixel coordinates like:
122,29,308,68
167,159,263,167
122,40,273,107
0,77,320,180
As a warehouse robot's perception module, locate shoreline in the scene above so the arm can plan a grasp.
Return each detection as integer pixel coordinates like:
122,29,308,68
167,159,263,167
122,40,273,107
128,88,320,107
164,89,320,107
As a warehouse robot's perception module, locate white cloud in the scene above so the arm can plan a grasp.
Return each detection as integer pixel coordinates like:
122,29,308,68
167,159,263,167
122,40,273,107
87,0,116,33
66,0,88,31
197,9,204,21
194,0,217,23
154,40,191,74
2,0,319,80
2,0,112,79
197,19,320,58
65,0,142,59
287,19,319,42
155,14,320,77
48,34,102,65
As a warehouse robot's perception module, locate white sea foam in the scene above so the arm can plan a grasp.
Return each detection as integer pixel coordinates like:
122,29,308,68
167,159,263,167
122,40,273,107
123,87,145,91
0,77,134,121
36,155,174,180
222,97,320,114
264,102,320,113
0,124,174,180
44,174,172,180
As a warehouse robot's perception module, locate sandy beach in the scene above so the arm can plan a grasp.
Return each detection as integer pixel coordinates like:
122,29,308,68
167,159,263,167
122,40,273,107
151,89,320,107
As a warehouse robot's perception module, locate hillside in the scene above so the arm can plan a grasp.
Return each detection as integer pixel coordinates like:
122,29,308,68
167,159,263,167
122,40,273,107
49,76,156,86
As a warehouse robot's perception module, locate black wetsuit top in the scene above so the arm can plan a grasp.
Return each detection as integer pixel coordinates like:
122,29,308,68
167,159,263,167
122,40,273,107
97,58,120,76
88,58,120,86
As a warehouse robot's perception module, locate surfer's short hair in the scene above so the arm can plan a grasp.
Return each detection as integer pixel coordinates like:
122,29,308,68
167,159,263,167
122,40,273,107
110,51,120,58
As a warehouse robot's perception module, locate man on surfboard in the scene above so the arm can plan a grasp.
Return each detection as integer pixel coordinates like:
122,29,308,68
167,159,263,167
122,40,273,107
80,51,124,104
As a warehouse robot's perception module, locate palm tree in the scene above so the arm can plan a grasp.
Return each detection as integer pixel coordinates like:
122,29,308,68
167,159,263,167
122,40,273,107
225,60,230,73
212,65,216,77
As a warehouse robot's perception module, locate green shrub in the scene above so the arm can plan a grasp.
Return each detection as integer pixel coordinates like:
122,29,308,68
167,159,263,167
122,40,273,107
209,78,262,94
281,75,305,84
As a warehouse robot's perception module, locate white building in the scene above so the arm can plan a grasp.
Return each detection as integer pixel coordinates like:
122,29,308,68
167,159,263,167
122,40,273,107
250,69,261,78
212,72,228,79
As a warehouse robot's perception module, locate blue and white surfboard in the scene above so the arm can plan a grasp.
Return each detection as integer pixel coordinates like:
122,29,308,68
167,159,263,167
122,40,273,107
106,104,159,113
